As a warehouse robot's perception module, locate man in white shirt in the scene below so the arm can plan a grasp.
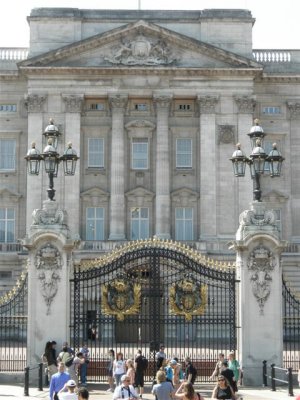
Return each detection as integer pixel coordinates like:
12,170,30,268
58,379,78,400
113,375,138,400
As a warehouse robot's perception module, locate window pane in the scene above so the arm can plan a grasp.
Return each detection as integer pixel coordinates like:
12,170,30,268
131,207,149,240
176,139,192,168
0,140,16,170
86,207,104,240
88,138,104,167
132,140,148,169
0,208,15,242
175,207,193,240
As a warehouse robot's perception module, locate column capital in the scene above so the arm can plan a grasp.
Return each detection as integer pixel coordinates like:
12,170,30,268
234,95,256,114
62,94,84,113
108,94,128,110
153,94,173,110
197,95,219,113
25,94,47,113
287,101,300,119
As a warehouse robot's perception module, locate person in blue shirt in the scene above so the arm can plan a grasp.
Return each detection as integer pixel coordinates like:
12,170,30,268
49,362,70,400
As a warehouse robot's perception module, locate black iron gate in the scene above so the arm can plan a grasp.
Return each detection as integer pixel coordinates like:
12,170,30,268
0,271,28,371
70,239,237,382
283,278,300,371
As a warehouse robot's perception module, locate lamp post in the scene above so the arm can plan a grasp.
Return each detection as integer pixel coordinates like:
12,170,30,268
25,119,79,201
230,119,284,201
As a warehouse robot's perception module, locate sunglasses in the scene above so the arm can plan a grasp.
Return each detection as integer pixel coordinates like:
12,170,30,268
218,379,225,382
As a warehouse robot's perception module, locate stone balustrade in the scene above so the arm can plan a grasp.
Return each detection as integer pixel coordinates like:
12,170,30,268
0,48,28,60
253,50,291,62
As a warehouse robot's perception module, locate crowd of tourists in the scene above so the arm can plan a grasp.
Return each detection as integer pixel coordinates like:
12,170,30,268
43,341,242,400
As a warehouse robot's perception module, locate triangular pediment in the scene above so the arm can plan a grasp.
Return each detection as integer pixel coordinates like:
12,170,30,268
125,187,155,200
81,187,109,202
19,20,261,71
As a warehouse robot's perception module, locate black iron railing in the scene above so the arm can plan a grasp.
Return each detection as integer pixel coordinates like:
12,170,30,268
262,360,294,397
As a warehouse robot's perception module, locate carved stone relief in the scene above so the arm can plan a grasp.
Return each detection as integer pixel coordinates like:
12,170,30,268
32,201,68,226
105,35,175,66
197,96,219,113
35,243,62,315
287,102,300,119
62,95,84,113
234,96,256,114
218,125,236,144
247,244,276,315
25,94,47,113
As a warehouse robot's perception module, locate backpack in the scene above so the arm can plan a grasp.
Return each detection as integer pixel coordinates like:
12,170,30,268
140,356,148,371
65,356,74,367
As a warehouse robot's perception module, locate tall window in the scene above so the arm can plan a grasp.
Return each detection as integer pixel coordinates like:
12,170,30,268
176,139,192,168
0,139,16,171
0,208,15,242
175,207,193,240
131,207,149,240
88,138,104,168
132,139,148,169
86,207,104,240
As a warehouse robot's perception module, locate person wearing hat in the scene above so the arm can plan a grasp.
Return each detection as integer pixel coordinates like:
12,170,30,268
113,374,138,400
58,379,78,400
170,360,180,388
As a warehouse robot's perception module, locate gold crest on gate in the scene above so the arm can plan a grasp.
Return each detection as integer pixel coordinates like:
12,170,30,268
170,277,207,321
101,278,141,321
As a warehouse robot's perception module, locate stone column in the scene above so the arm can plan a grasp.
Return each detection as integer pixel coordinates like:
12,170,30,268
25,94,47,230
22,201,76,369
232,202,286,385
153,95,172,239
62,94,84,239
197,95,219,241
108,94,128,240
234,96,256,213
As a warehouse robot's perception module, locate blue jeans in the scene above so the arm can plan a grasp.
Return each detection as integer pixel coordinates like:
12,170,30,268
115,373,124,386
80,362,88,385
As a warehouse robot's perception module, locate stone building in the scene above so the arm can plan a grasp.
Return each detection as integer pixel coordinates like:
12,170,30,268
0,8,300,295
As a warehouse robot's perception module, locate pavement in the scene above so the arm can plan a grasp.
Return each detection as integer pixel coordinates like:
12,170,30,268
0,383,300,400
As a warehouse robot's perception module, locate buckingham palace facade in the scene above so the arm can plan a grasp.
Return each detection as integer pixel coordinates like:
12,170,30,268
0,8,300,295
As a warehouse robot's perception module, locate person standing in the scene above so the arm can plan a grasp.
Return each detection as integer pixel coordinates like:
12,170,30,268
113,375,138,400
44,341,58,380
113,352,126,386
184,357,197,385
79,344,90,386
209,353,225,381
107,349,115,392
49,362,70,400
155,346,166,370
134,350,148,399
228,352,240,388
220,361,237,393
67,352,85,385
152,370,175,400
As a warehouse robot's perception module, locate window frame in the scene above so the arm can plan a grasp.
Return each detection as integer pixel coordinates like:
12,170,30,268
0,139,16,171
130,207,149,240
175,207,194,241
131,138,149,170
176,138,192,169
88,138,105,168
0,207,15,243
85,207,105,240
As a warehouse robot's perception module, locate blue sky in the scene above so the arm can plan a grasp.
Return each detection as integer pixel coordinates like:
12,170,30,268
0,0,299,48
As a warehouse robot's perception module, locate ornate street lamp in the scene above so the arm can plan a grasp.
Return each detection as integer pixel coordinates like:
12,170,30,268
25,119,79,201
230,120,284,202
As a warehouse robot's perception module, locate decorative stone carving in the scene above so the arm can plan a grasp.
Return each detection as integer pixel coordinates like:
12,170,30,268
197,96,219,113
234,96,256,114
108,94,128,110
287,102,300,119
239,208,276,227
247,244,276,315
62,95,84,113
35,243,62,315
153,95,172,110
105,35,175,66
25,94,47,113
218,125,235,144
32,200,68,226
